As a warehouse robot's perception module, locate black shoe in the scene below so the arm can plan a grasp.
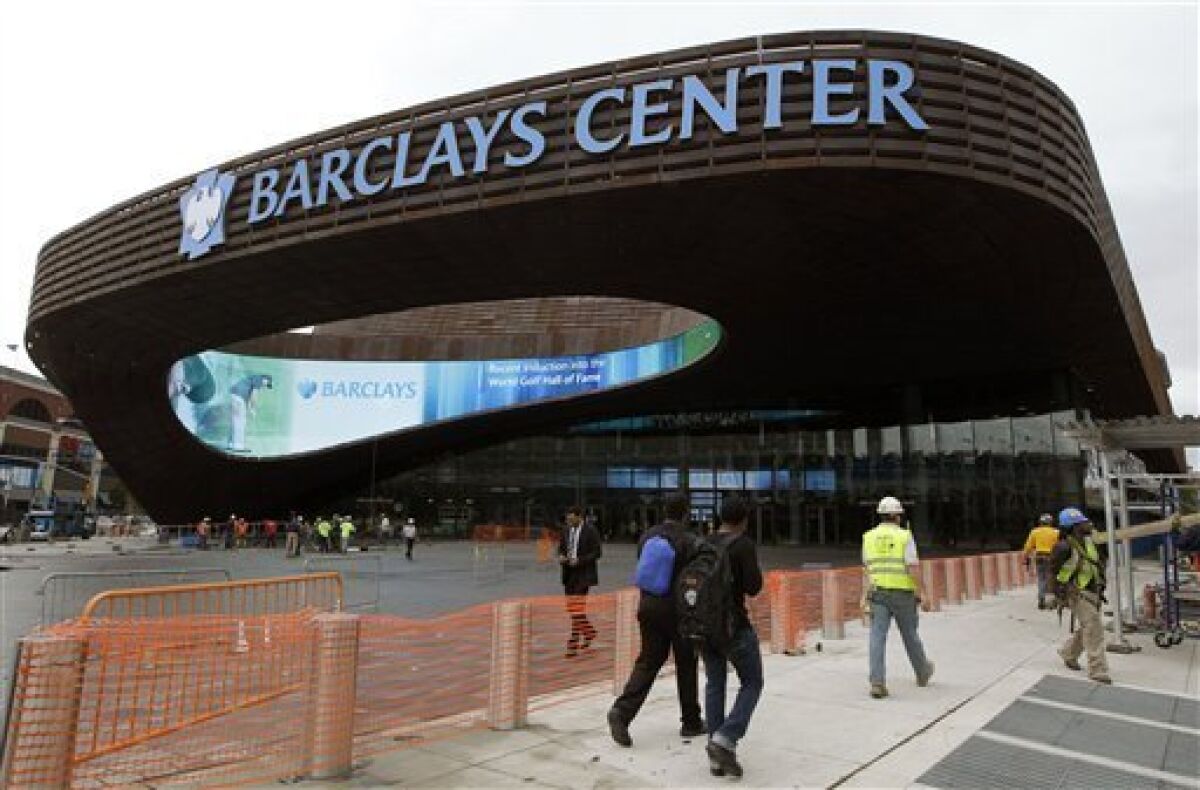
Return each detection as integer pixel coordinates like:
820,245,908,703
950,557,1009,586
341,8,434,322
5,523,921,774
708,755,725,777
706,740,742,778
680,720,706,738
607,708,632,747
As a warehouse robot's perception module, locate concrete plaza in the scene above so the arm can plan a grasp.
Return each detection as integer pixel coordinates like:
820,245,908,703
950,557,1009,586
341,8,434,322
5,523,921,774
333,584,1199,789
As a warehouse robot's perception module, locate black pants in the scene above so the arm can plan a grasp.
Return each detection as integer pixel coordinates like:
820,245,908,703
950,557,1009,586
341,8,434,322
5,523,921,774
612,601,701,727
405,537,415,559
564,580,597,647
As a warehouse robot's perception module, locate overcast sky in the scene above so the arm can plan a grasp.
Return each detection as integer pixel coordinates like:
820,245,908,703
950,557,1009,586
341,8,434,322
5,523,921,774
1,1,1196,443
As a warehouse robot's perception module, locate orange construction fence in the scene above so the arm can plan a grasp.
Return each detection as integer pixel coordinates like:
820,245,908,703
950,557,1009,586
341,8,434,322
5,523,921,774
1,552,1028,787
472,524,561,542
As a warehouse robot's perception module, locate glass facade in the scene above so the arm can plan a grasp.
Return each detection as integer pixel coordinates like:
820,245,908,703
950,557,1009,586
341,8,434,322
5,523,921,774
347,409,1086,550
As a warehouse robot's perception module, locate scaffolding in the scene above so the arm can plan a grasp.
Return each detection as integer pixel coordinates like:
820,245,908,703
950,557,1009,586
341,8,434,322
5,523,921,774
1059,417,1200,651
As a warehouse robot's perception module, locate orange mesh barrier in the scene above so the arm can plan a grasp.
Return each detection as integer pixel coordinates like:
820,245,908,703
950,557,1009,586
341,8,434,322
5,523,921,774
472,524,544,542
79,573,344,620
536,530,561,563
3,557,1031,787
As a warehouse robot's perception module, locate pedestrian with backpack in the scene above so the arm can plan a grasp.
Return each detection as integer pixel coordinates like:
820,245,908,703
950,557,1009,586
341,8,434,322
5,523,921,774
693,496,763,779
608,493,704,747
1050,507,1112,684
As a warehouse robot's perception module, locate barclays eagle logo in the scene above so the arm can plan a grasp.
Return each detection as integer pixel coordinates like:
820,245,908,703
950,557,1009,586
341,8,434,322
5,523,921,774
297,379,318,399
179,168,236,260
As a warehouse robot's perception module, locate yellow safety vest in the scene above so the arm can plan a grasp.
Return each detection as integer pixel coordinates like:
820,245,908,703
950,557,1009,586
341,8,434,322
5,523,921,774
863,523,917,591
1056,537,1101,589
317,520,331,537
340,521,354,538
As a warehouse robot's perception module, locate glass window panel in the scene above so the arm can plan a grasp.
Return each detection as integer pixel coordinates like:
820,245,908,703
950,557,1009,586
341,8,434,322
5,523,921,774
745,470,773,490
716,471,744,489
633,467,660,489
661,468,680,489
1013,414,1054,455
907,423,936,456
853,428,870,458
689,469,714,489
804,469,836,492
881,426,903,457
975,418,1013,455
775,469,792,490
607,467,632,488
937,421,974,455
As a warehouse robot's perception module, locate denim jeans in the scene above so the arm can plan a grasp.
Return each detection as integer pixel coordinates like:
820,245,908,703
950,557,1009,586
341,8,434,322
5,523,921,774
700,625,763,749
1035,556,1050,604
869,589,930,685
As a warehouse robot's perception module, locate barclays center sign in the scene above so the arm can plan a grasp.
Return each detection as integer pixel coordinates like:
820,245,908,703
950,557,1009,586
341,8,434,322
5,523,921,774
179,59,928,260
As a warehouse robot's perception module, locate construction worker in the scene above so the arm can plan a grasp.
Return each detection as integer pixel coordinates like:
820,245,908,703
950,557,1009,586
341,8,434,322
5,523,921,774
339,515,355,553
316,516,332,553
1023,513,1061,609
1050,507,1112,684
862,496,934,699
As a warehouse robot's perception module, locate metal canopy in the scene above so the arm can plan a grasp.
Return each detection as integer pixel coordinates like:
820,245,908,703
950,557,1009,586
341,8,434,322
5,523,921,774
1059,415,1200,450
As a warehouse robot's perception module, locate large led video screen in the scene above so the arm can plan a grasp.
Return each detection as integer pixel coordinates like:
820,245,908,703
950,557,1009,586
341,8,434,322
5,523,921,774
169,322,719,458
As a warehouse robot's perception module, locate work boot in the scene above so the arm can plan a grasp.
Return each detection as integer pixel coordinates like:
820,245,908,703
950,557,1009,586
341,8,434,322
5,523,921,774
1058,649,1082,671
706,740,743,778
680,719,706,738
1090,673,1113,685
607,708,632,747
870,683,889,699
917,661,935,687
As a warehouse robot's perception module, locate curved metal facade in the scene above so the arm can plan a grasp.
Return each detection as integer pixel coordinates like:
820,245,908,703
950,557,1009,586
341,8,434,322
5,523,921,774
26,30,1173,521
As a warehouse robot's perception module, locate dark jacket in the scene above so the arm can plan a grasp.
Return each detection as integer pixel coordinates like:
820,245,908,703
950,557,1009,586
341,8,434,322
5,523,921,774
720,531,764,630
559,521,602,589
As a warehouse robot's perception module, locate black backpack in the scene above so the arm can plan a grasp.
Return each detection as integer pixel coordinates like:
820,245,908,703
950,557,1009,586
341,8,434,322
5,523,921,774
676,533,738,654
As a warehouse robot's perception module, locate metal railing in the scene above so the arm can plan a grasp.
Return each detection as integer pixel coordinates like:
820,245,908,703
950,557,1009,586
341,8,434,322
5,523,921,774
38,568,232,625
304,555,381,612
79,572,343,620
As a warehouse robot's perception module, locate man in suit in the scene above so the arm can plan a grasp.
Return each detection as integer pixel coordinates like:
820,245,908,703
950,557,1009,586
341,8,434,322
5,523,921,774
559,505,602,658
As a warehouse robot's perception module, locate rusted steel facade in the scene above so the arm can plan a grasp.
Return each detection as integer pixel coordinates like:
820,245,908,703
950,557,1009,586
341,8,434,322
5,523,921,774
26,31,1174,521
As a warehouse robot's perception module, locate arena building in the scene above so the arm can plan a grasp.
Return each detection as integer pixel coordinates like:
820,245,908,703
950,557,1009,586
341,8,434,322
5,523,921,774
26,30,1177,546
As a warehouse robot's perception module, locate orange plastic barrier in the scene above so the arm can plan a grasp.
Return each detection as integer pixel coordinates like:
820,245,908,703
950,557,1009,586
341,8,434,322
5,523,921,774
2,556,1030,787
472,524,545,542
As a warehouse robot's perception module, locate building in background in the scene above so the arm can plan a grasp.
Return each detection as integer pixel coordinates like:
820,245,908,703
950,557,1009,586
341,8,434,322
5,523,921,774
0,365,120,528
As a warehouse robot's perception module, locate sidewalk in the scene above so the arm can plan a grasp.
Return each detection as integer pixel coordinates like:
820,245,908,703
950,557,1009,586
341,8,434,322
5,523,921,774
335,587,1199,788
0,535,164,558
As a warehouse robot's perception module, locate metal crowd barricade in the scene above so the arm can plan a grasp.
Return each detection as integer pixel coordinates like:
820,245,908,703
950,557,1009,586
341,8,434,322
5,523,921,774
304,554,382,612
38,568,232,625
79,572,344,620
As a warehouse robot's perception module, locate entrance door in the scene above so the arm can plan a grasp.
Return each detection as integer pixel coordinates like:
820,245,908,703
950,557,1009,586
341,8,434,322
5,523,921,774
754,503,777,545
804,504,837,544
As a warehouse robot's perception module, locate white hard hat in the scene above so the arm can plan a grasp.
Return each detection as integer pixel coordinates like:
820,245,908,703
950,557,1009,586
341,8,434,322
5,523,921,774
876,496,905,515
